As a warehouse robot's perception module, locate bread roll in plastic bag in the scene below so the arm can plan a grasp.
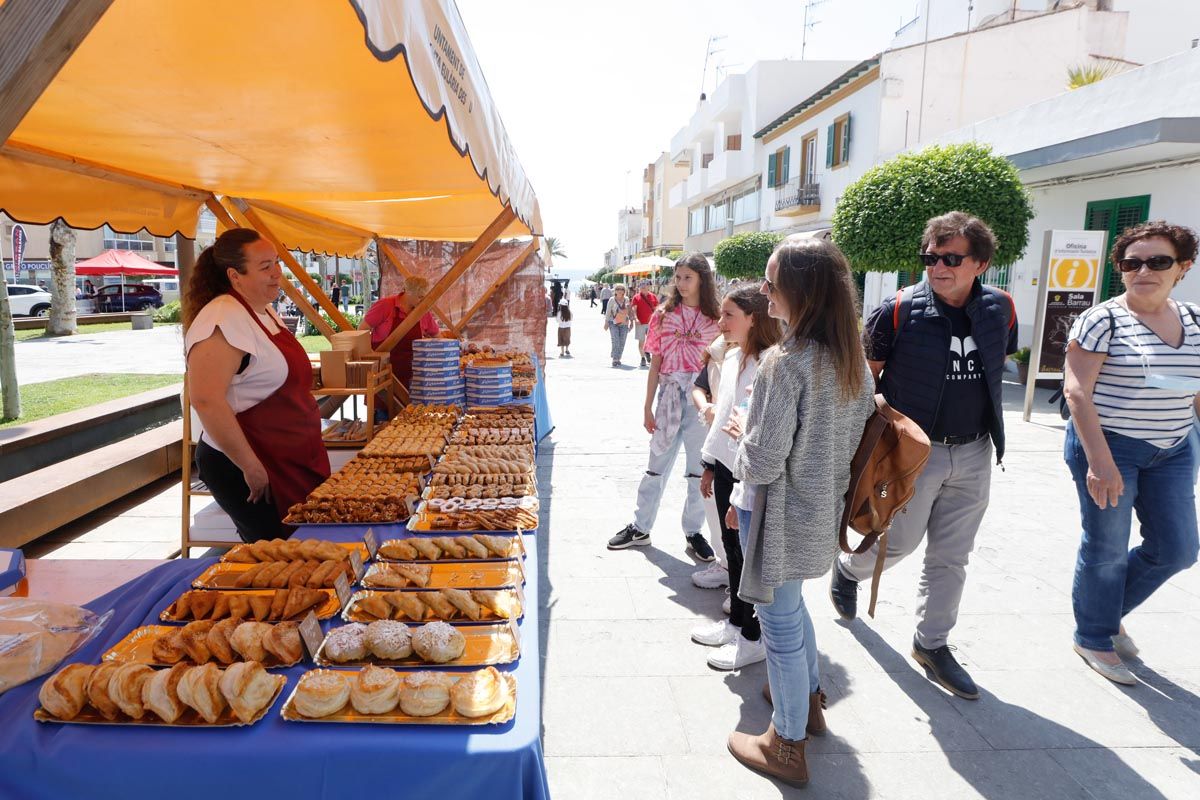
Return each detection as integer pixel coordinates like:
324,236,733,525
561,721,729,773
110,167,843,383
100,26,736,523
0,599,110,695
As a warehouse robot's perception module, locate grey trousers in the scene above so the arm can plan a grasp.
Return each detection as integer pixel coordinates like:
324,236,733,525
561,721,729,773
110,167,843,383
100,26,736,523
837,436,993,649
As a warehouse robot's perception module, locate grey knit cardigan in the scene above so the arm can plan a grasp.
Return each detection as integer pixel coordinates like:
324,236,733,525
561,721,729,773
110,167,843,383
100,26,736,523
733,341,874,604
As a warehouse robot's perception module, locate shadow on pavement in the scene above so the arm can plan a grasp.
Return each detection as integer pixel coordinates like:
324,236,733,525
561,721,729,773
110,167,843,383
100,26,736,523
535,438,555,740
1125,662,1200,771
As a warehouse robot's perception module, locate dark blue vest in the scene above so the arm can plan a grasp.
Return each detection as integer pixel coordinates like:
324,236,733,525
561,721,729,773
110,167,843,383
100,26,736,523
878,279,1013,463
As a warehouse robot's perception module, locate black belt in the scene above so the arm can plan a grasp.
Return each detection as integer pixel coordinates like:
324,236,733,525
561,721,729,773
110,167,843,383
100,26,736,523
933,432,988,446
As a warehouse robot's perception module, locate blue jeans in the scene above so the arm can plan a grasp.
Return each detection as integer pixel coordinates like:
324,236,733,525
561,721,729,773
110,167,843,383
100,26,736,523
1064,422,1200,651
737,507,819,740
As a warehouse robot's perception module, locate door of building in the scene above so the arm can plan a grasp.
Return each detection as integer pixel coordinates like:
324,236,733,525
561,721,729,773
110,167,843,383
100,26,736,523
1084,194,1151,301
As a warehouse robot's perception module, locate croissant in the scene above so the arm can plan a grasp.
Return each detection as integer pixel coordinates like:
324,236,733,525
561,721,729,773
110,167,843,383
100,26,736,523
142,663,188,723
38,663,93,720
85,662,122,720
180,620,215,664
110,663,155,719
177,663,226,723
219,661,281,723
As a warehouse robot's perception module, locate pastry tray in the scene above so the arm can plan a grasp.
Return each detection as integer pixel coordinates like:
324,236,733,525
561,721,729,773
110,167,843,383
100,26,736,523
35,674,286,727
280,669,515,726
406,512,538,535
160,589,341,623
219,541,369,564
361,560,524,590
102,625,302,669
343,587,524,624
192,561,355,591
314,621,519,668
377,533,526,563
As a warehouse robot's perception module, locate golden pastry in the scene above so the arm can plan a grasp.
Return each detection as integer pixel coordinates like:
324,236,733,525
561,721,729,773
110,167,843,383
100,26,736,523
271,561,305,589
384,591,427,621
471,589,518,619
417,591,457,620
249,595,273,621
268,589,290,620
180,620,214,664
411,538,442,560
224,545,257,564
282,587,326,620
323,623,367,663
206,618,240,665
233,563,264,588
177,662,226,723
398,671,451,717
293,670,351,718
210,592,231,621
394,564,432,588
431,537,467,559
450,667,507,718
85,662,121,720
248,540,276,562
456,536,490,559
476,535,514,558
142,663,188,723
263,621,303,664
355,594,393,620
229,621,272,662
380,540,418,560
367,564,413,589
110,663,154,720
219,661,281,723
151,628,186,665
365,620,412,660
441,588,483,621
38,663,93,720
411,621,466,664
288,560,319,588
227,594,252,620
350,664,402,714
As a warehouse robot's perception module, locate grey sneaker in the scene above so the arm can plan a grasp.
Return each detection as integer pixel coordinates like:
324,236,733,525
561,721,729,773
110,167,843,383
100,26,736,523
607,524,650,550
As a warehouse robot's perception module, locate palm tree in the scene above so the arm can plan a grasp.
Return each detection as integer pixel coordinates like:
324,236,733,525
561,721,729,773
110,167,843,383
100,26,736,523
544,237,567,261
1067,62,1118,90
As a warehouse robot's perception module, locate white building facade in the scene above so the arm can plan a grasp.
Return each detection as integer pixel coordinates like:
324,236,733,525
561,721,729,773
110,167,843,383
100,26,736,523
616,207,644,265
641,152,688,256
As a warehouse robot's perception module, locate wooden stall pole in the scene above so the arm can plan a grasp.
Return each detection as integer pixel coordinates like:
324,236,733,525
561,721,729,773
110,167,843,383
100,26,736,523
452,236,540,336
204,197,334,339
376,242,454,330
228,197,353,332
0,0,115,143
377,206,517,354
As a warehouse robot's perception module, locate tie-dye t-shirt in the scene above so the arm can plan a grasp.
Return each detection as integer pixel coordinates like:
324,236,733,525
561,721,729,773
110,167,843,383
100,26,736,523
644,305,720,375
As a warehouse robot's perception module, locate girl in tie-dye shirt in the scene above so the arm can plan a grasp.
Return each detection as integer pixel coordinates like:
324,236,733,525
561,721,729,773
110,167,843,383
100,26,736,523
607,254,722,561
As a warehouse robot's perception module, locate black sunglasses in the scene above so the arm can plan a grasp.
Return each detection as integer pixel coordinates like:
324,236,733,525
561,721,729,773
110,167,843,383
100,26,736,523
918,252,969,268
1118,255,1177,273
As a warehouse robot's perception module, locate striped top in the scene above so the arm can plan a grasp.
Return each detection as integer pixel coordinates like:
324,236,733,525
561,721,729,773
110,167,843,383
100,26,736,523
1069,298,1200,447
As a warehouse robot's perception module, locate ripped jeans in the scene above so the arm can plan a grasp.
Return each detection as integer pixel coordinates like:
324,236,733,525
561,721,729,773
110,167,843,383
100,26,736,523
631,397,708,537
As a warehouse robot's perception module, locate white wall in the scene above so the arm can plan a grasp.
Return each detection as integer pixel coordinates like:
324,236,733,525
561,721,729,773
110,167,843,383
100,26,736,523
1110,0,1200,65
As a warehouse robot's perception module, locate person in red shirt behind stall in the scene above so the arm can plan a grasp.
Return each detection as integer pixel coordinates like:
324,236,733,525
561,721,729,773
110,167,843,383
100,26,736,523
631,279,660,368
359,276,441,389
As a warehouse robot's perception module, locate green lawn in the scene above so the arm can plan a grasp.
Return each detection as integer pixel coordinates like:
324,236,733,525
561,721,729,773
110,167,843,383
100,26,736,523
15,322,181,342
0,373,183,428
299,335,331,353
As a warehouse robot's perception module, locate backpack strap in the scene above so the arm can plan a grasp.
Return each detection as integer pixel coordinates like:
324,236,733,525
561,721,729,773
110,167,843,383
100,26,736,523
891,285,915,346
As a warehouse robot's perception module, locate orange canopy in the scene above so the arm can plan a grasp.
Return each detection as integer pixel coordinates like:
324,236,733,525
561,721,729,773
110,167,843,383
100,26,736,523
0,0,540,255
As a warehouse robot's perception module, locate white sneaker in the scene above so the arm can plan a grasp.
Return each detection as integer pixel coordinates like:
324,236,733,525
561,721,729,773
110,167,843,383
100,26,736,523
692,562,729,589
708,634,768,671
722,588,731,615
691,619,736,647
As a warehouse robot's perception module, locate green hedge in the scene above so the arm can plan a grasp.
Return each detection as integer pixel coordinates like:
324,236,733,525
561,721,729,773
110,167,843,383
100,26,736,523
304,311,363,337
831,142,1034,273
153,300,182,323
713,231,784,279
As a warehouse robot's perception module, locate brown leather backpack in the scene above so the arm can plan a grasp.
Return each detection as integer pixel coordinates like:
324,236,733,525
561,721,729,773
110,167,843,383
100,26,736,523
839,394,931,617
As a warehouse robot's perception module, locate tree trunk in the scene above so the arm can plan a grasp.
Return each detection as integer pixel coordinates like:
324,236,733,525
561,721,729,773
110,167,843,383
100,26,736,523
47,219,77,335
0,279,20,419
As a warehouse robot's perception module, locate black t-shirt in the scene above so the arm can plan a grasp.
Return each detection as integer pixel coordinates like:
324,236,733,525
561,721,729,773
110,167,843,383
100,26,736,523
929,299,990,439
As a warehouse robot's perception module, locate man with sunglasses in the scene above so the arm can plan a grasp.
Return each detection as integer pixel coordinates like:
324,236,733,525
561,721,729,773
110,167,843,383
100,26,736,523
830,211,1017,700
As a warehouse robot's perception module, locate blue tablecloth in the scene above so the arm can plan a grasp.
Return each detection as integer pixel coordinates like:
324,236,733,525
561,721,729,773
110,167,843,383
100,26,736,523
0,536,548,800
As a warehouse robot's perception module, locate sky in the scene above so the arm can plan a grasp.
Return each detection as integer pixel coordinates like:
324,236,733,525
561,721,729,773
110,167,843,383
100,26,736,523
457,0,922,277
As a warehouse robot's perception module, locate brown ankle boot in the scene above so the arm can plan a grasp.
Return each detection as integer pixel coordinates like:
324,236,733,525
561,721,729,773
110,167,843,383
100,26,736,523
727,722,809,787
762,684,828,737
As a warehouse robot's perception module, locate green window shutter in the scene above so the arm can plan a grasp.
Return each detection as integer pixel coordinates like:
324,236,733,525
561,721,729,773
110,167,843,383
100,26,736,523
782,146,791,184
1085,195,1151,300
825,124,835,168
767,153,777,188
841,114,852,163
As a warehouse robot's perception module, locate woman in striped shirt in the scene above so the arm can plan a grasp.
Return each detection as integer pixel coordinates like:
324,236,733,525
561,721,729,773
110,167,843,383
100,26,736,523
1063,221,1200,685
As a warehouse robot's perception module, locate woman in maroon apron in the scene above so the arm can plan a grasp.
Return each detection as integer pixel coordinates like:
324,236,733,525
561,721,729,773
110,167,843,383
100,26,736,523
184,228,330,542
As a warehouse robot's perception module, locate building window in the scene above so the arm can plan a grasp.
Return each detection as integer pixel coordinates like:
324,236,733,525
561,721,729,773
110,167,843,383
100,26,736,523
726,134,742,151
826,113,852,169
689,207,705,236
655,219,662,240
767,146,791,188
1085,194,1151,300
706,201,728,232
701,152,714,169
801,131,818,186
655,182,662,200
732,189,759,225
103,225,153,251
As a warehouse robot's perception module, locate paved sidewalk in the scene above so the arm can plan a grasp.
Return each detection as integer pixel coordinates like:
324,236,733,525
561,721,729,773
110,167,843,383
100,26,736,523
15,324,185,384
536,301,1200,799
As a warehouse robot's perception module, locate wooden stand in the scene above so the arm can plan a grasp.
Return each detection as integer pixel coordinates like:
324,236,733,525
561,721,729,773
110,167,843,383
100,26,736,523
315,363,395,448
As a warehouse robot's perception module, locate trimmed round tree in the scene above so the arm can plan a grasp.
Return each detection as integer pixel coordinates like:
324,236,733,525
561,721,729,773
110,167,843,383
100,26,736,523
714,231,783,279
831,142,1034,273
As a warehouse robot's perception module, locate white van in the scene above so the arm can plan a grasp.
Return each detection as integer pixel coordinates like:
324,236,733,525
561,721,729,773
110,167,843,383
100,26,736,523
144,279,180,303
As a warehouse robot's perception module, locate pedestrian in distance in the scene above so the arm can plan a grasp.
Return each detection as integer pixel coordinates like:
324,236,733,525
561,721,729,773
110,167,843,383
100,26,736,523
588,285,597,308
631,279,659,368
726,237,874,787
604,283,634,367
1062,220,1200,685
600,283,613,315
608,253,722,561
691,282,783,671
556,298,573,358
830,211,1018,701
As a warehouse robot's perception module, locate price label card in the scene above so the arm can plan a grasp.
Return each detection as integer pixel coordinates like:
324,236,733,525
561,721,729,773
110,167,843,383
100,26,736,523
427,454,437,471
333,572,352,609
299,612,324,661
363,528,379,560
404,495,419,518
349,549,365,582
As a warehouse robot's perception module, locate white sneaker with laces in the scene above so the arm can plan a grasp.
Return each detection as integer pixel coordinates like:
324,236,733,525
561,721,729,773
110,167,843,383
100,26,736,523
722,589,731,615
692,562,729,589
708,634,768,671
691,619,736,647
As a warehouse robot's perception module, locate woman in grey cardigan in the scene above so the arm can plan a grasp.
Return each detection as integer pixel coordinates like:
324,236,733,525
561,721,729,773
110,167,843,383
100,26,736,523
604,283,634,367
726,237,875,788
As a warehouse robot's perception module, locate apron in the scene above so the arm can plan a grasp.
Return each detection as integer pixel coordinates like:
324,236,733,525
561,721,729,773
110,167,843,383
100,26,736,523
369,295,422,388
230,292,331,521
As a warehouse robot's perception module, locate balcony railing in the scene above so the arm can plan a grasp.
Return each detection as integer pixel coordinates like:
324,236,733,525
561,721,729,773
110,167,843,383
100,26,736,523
774,179,820,213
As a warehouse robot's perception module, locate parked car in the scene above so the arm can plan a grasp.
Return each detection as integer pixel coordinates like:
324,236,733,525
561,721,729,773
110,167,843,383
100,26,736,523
143,278,180,303
4,283,53,317
93,283,164,312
